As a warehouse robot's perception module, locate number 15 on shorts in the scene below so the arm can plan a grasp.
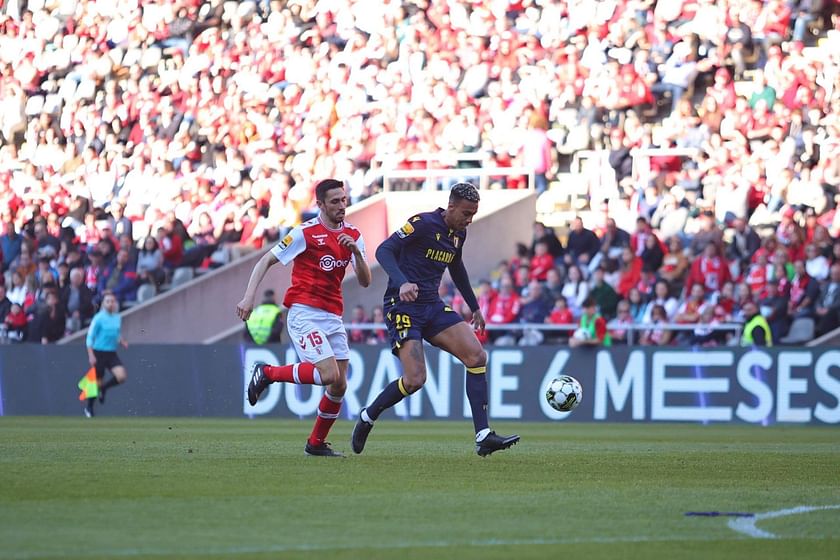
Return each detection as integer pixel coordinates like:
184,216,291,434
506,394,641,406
298,331,324,350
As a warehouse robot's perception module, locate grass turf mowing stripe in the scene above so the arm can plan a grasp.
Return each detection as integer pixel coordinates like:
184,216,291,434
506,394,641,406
1,419,839,560
6,534,840,560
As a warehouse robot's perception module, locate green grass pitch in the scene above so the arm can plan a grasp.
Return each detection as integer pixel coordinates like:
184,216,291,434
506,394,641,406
1,418,839,560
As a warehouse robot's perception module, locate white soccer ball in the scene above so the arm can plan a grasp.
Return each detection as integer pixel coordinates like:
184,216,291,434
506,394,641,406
572,328,591,340
545,375,583,412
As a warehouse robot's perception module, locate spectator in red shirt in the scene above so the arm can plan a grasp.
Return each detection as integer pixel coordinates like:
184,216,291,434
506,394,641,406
685,243,731,297
529,241,554,282
156,226,184,270
487,275,521,341
616,247,643,298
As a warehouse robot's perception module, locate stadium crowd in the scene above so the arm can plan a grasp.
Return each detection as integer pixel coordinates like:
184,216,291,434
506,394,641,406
0,0,838,344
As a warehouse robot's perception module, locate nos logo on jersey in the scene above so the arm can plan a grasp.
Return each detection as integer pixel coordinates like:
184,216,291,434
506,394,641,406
319,255,351,271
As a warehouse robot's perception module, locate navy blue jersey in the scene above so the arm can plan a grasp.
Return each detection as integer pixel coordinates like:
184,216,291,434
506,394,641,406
376,208,468,305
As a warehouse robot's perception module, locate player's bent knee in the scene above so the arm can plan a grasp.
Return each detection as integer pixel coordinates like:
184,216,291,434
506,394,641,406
316,366,339,386
329,376,347,396
402,371,426,393
464,348,487,370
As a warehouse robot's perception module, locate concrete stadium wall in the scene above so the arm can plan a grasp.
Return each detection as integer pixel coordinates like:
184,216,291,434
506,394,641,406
59,190,535,345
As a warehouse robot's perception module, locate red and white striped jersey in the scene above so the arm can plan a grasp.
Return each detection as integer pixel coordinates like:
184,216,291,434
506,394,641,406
270,215,365,316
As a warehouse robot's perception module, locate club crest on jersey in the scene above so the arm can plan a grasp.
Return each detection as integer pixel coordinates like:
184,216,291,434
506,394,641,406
453,237,459,248
278,234,293,249
312,233,328,246
397,222,415,238
435,233,441,241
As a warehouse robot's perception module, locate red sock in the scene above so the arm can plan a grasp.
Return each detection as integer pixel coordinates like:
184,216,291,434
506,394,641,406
308,392,343,445
263,362,322,385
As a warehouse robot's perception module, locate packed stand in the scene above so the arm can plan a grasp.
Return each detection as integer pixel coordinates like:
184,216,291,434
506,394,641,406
436,215,840,346
1,0,839,343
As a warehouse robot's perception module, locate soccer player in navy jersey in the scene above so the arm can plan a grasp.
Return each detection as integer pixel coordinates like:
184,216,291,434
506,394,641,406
352,182,520,456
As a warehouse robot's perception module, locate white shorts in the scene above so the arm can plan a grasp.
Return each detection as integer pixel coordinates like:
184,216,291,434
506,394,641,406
286,303,349,363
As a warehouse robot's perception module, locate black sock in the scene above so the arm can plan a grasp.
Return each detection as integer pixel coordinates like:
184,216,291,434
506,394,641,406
366,378,409,421
466,369,489,434
86,398,95,410
100,375,120,392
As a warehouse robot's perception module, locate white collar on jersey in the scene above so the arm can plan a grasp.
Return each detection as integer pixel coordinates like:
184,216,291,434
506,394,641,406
317,212,344,232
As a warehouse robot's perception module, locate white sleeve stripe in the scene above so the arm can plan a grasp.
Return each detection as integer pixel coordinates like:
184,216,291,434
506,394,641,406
292,363,300,384
316,412,340,419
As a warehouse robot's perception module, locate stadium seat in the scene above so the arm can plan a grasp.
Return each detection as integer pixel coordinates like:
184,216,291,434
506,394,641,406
779,318,815,345
170,267,195,289
136,283,157,304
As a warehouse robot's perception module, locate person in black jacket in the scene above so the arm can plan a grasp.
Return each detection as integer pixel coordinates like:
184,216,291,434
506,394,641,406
61,268,95,333
727,217,761,274
531,221,564,261
565,217,601,269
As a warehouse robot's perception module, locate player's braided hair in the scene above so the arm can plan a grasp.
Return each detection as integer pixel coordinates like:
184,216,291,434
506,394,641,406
450,182,480,203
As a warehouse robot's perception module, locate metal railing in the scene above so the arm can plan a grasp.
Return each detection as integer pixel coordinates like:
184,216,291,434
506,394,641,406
371,151,491,171
345,321,744,346
375,166,535,192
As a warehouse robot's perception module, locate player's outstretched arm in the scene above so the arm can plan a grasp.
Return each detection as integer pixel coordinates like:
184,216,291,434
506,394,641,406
236,251,279,320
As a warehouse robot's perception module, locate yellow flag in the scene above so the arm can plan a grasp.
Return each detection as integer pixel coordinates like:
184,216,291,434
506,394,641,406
77,367,99,401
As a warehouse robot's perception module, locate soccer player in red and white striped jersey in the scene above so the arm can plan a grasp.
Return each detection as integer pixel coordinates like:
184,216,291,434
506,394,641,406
236,179,371,457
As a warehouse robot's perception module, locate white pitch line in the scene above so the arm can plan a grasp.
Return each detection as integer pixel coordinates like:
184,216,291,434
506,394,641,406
728,505,840,539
